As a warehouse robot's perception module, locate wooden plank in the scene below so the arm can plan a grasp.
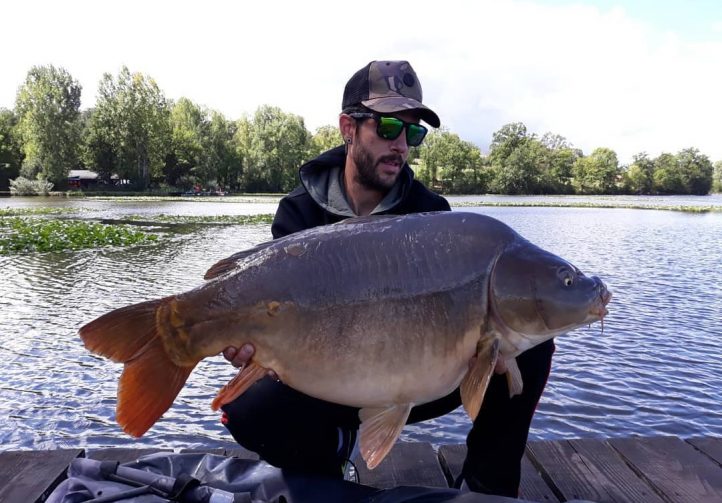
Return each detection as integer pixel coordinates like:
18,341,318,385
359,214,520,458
0,449,83,503
354,441,447,489
609,435,722,503
687,436,722,465
567,438,665,502
527,439,616,502
86,448,171,464
438,443,560,502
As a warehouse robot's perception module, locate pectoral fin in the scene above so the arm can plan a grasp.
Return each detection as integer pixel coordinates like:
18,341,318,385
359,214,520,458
460,337,500,421
505,357,524,397
359,403,413,469
211,362,269,410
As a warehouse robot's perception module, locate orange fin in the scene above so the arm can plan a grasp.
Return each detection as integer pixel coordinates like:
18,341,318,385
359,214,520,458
117,341,197,437
460,337,499,421
79,296,198,437
79,298,170,362
211,361,269,411
358,403,412,470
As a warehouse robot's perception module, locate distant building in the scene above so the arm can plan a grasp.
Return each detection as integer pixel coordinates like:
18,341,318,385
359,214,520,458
67,169,99,189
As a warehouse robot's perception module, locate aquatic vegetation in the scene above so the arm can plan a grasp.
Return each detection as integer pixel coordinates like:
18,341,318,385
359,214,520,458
0,207,83,217
122,213,275,225
451,200,722,213
0,218,158,254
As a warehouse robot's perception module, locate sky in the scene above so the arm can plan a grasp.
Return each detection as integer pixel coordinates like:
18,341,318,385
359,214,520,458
3,0,722,164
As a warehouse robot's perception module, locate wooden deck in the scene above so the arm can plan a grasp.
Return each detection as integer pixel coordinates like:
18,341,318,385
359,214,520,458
1,435,720,502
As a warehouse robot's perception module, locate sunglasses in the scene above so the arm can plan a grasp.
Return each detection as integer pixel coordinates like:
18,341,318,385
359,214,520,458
348,113,428,147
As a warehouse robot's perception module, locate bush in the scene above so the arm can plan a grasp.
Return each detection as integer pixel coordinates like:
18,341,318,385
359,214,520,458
9,177,55,196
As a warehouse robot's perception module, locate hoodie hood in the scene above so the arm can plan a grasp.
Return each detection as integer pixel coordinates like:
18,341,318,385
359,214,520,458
298,146,415,217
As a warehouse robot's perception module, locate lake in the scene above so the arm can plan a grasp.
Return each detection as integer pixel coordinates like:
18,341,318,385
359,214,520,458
1,195,721,451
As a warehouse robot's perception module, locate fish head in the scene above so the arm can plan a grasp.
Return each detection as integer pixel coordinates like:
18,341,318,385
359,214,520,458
490,241,612,348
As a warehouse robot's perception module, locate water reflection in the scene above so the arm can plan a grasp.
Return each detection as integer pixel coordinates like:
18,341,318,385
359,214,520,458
1,199,721,450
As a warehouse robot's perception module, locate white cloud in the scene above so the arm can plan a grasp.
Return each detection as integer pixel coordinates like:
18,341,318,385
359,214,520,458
2,0,722,163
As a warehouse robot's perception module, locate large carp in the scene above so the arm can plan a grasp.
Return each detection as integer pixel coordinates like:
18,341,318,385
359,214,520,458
80,211,611,469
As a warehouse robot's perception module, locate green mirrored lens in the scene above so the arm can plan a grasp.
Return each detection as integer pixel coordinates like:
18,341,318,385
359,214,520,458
377,117,404,140
406,124,427,146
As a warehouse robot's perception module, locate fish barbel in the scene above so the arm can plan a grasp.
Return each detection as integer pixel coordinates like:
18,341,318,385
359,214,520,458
80,211,611,469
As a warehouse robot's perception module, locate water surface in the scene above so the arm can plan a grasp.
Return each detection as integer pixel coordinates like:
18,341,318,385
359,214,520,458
1,196,720,450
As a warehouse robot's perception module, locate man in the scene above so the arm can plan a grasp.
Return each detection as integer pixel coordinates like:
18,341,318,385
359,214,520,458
221,60,554,497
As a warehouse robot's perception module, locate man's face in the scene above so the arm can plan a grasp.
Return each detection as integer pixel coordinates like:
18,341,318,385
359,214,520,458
351,110,419,192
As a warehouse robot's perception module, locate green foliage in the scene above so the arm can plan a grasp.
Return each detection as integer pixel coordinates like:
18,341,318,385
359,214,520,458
87,66,171,187
235,105,311,192
9,176,54,195
713,161,722,193
623,152,655,194
652,152,684,194
0,108,23,190
572,148,620,194
14,65,82,185
0,217,157,254
309,125,343,158
488,124,580,194
6,62,720,196
675,148,713,195
204,111,241,191
417,129,488,193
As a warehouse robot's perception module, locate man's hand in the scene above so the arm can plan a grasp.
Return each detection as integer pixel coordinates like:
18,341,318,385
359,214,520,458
222,344,279,380
494,358,508,375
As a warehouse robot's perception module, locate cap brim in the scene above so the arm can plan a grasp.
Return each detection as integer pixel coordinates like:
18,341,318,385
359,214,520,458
361,96,441,128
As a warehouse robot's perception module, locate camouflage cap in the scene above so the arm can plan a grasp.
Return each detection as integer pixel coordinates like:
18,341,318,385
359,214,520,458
342,60,440,128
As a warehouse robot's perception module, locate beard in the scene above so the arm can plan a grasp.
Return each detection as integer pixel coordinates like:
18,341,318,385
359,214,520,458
351,142,404,192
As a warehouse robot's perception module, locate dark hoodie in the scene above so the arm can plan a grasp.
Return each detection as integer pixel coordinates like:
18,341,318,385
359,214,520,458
271,146,451,239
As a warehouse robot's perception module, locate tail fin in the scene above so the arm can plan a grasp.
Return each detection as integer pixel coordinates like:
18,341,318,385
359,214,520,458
79,298,198,437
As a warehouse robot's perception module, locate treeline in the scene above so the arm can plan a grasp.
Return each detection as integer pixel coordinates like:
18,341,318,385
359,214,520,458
1,64,721,195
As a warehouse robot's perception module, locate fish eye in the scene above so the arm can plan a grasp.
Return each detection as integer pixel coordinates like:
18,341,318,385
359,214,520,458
557,266,575,286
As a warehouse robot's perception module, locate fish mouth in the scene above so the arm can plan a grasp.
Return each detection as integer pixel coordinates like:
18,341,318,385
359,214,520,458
587,284,612,332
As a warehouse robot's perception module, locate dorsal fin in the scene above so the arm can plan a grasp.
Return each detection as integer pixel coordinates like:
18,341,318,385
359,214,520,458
204,240,276,280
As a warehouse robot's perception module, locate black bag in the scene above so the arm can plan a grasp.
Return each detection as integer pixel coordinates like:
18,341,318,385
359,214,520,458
46,452,534,503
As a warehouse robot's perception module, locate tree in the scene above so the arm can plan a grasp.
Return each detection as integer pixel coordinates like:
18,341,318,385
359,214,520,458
88,66,170,187
0,108,23,191
572,148,620,194
203,110,240,191
675,147,713,195
652,152,684,194
490,139,547,194
713,161,722,193
624,152,655,194
14,65,82,185
236,105,310,193
417,129,487,193
489,122,530,166
165,97,205,188
309,125,342,158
